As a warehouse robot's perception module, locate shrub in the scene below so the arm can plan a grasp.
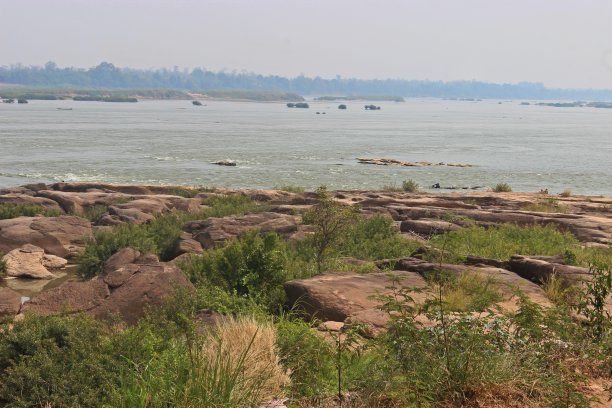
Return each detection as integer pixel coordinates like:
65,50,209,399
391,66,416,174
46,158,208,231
179,231,289,310
434,271,504,312
560,189,572,197
380,183,403,192
402,179,420,192
112,317,289,407
0,315,116,407
80,204,110,222
302,186,360,273
338,214,420,260
0,203,61,219
275,315,336,397
576,263,611,340
492,182,512,192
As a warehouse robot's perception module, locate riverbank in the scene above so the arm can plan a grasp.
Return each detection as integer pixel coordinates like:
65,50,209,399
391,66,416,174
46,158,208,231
0,182,610,406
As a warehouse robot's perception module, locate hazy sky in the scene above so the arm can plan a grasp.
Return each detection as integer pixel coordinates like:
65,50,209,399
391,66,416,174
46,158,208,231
2,0,612,89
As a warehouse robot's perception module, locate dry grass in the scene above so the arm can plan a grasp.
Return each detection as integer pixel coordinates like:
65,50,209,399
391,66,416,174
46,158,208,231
202,316,290,403
522,198,571,213
440,272,504,312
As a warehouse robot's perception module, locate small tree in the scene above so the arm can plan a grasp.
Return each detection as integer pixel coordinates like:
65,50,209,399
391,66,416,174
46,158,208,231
303,186,359,273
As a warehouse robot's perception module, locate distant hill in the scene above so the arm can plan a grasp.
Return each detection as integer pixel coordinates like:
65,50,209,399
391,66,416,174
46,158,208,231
2,61,612,100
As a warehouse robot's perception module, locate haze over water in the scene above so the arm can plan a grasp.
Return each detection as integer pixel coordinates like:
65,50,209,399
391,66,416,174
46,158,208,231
1,99,610,196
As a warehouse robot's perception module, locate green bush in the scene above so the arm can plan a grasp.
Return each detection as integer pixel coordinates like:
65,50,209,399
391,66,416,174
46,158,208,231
0,203,62,219
302,186,360,273
180,231,289,310
0,315,117,407
402,179,420,192
338,214,420,260
370,284,593,407
492,182,512,192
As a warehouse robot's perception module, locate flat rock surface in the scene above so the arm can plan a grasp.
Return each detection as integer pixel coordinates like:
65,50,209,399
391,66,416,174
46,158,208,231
0,216,92,258
284,271,430,333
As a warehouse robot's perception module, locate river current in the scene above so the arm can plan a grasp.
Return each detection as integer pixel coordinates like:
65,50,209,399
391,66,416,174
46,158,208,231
0,98,610,195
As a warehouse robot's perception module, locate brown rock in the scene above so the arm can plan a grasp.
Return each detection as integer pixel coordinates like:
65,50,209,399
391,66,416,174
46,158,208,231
400,219,460,236
23,257,194,325
508,255,592,285
284,271,430,333
0,287,22,316
102,247,141,275
186,212,302,249
2,244,66,279
92,261,193,325
170,232,204,259
0,216,93,258
22,279,110,315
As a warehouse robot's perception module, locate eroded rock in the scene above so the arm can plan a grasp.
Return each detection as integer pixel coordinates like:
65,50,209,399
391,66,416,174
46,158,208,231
2,244,67,279
0,216,93,258
185,212,304,249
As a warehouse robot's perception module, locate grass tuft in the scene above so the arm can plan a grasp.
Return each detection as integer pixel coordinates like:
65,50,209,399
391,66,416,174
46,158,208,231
492,182,512,192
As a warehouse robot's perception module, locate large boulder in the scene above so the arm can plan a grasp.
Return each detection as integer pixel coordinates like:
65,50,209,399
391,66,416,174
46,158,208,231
0,216,93,258
2,244,67,279
185,212,303,249
0,287,22,316
284,271,431,334
22,255,194,325
93,260,193,324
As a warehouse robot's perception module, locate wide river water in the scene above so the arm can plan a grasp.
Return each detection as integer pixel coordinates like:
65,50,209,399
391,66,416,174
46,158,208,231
0,99,610,195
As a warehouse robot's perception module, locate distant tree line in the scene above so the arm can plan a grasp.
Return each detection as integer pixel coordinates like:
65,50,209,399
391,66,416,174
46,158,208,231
1,61,612,100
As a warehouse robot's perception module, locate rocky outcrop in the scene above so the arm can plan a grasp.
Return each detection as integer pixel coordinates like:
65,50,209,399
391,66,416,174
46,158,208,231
332,191,611,246
185,212,305,249
22,254,194,325
357,158,473,167
0,216,92,258
0,288,22,316
284,271,431,334
105,196,201,225
2,244,67,279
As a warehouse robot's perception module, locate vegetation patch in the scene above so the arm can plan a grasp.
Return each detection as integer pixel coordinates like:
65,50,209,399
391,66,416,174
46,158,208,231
430,224,578,263
522,197,571,213
77,194,261,278
402,179,420,192
492,182,512,192
0,203,62,219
